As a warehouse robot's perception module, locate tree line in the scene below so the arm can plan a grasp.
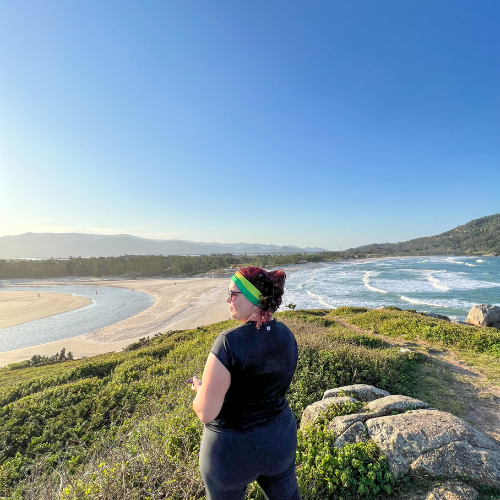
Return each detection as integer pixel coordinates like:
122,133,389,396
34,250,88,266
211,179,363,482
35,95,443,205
0,252,342,279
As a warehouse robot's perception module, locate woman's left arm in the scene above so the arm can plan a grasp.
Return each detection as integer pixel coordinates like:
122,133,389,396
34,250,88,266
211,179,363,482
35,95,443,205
192,353,231,424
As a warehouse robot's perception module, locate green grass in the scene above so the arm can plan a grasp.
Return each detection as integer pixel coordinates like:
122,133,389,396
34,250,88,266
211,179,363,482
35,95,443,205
330,307,500,356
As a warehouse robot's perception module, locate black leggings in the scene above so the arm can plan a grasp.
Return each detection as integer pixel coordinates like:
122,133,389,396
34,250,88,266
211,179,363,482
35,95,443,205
199,406,302,500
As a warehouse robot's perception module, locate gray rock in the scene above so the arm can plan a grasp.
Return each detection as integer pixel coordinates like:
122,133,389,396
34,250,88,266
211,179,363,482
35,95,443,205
327,413,369,435
425,482,478,500
326,395,428,437
413,440,500,489
366,409,500,487
365,395,429,416
323,384,390,402
333,421,369,448
300,396,357,428
465,304,500,329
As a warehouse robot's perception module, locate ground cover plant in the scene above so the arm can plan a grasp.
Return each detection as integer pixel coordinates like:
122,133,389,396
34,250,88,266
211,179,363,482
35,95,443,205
0,310,497,499
330,307,500,357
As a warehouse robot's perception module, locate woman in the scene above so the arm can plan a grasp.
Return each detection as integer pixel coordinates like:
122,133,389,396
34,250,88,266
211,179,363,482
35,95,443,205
191,266,301,500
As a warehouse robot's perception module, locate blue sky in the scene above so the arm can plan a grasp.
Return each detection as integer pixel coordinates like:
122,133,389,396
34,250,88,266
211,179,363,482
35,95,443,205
1,1,499,250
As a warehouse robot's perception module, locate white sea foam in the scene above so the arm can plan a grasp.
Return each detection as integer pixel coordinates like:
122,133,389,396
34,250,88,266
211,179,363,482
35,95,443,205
476,259,485,263
426,273,450,291
445,257,466,265
305,290,335,308
465,263,477,267
362,271,388,294
399,295,474,310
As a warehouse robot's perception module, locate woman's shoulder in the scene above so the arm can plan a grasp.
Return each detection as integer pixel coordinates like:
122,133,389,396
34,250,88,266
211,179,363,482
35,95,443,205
217,322,251,340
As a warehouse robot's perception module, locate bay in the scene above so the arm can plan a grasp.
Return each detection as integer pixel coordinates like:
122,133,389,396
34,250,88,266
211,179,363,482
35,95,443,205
281,256,500,322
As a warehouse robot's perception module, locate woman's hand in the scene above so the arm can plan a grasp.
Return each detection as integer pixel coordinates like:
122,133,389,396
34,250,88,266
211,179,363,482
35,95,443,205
191,375,202,392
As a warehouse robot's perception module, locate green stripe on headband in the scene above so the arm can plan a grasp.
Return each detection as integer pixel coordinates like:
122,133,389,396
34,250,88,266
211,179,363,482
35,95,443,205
231,272,263,306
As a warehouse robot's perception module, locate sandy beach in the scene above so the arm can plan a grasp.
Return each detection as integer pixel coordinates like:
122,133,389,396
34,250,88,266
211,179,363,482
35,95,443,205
0,291,92,329
0,259,361,367
0,277,232,366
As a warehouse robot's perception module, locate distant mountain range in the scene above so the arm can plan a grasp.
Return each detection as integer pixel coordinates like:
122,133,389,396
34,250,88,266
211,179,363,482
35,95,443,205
0,233,328,259
348,214,500,256
2,213,499,260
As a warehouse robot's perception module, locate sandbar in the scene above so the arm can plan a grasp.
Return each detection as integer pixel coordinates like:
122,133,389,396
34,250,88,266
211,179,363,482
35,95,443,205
0,291,92,329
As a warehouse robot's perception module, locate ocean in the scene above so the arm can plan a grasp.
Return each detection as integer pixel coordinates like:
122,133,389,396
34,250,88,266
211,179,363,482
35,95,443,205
280,256,500,322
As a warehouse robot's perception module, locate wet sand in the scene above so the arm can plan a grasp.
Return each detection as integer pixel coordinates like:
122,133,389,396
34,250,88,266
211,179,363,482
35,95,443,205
0,291,92,329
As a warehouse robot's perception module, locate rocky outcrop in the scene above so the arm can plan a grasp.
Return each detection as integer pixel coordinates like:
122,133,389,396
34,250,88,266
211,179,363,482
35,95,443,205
302,384,500,492
324,395,429,435
465,304,500,329
300,396,356,428
367,410,500,487
332,421,368,448
323,383,389,402
365,395,429,414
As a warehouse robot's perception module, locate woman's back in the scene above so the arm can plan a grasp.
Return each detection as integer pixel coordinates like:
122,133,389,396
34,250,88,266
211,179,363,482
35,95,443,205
208,319,298,430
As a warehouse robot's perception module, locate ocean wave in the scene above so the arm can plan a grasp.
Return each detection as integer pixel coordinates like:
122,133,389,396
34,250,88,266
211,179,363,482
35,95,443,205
445,257,466,265
305,290,335,308
425,273,450,291
362,271,388,294
399,295,474,310
465,263,477,267
476,259,485,263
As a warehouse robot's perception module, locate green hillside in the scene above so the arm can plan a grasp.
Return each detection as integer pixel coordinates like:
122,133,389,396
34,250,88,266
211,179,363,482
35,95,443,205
1,310,499,499
349,214,500,256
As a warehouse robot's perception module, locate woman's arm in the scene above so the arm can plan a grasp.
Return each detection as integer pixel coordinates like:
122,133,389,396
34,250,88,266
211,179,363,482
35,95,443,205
192,353,231,424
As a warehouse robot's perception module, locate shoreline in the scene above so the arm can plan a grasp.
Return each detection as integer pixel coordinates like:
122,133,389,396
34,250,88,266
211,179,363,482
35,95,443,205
0,255,478,367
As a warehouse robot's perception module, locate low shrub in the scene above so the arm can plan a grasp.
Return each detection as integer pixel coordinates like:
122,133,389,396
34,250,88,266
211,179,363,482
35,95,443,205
287,344,424,418
333,309,500,356
0,313,425,498
296,426,393,499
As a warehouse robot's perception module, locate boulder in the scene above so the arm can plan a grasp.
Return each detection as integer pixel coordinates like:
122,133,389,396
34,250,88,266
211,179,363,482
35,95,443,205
323,384,389,402
333,421,369,448
366,409,500,487
326,395,429,437
327,413,369,435
465,304,500,329
300,396,357,428
365,395,429,416
425,482,478,500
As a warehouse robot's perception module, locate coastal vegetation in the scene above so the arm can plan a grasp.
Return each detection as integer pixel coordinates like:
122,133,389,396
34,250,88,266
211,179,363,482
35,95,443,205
332,307,500,357
0,252,341,280
1,310,498,499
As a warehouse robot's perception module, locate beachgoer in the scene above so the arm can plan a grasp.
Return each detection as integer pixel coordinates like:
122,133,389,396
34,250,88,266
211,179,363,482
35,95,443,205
191,267,301,500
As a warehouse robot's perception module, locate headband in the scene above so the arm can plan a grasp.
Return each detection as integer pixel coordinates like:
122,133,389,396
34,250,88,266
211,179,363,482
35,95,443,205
231,271,263,306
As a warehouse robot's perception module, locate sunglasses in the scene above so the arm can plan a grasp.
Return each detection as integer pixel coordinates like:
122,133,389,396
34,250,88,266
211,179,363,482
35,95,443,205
227,289,243,301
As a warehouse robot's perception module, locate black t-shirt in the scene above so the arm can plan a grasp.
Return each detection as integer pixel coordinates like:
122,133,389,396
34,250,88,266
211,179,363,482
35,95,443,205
206,319,298,431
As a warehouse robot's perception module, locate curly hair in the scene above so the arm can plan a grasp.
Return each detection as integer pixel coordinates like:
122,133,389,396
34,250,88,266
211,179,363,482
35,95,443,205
238,266,286,328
